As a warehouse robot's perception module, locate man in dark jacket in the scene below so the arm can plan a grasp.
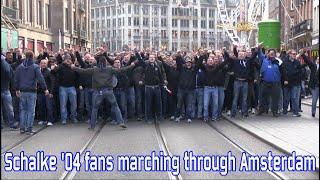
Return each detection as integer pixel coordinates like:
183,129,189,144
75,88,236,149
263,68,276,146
72,56,136,129
300,50,319,117
175,55,199,123
15,51,49,134
136,51,166,123
225,47,258,118
51,54,79,124
1,55,19,129
37,59,55,126
200,53,229,121
282,50,305,117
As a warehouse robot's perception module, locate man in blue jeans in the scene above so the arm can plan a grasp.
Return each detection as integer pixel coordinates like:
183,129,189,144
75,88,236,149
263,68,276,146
1,55,19,129
282,50,305,117
72,55,136,129
51,54,79,124
224,46,259,118
14,51,49,134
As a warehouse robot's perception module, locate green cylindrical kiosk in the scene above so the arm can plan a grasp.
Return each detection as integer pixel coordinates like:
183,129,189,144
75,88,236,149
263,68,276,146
258,20,281,49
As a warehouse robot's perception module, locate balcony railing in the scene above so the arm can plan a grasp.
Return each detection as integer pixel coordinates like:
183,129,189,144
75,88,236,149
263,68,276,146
2,6,19,22
292,19,313,36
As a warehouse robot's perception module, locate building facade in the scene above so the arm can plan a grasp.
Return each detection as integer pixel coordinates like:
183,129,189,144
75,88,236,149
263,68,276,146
91,0,237,51
1,0,92,55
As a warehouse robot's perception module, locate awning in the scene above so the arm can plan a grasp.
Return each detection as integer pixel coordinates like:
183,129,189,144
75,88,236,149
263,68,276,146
289,32,307,41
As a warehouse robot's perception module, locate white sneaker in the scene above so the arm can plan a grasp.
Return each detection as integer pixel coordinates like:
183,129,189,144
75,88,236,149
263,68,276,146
175,117,180,122
170,116,175,120
227,110,231,116
251,108,256,114
47,122,53,126
187,119,192,123
38,121,45,125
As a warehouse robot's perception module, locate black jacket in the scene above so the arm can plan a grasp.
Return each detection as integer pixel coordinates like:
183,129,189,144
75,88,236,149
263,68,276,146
75,51,93,88
1,57,14,91
302,54,319,88
283,58,305,87
37,67,55,93
51,63,79,87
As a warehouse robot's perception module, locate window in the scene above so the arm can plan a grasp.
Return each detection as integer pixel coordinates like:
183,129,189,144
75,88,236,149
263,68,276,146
134,17,140,26
193,20,198,28
45,4,51,28
201,31,206,38
101,8,105,17
290,0,294,10
161,30,167,38
209,20,214,28
102,20,105,28
180,19,189,28
73,11,76,30
134,5,139,14
143,17,149,26
128,17,131,26
91,9,94,18
128,5,131,14
209,9,214,17
172,8,178,16
27,0,33,22
143,5,149,15
37,1,42,26
106,7,110,16
201,20,206,28
128,29,131,38
172,19,178,27
161,18,167,27
91,21,94,29
107,19,110,27
172,30,178,38
96,21,100,29
112,19,116,26
193,9,198,16
65,8,69,31
118,18,121,26
161,7,167,16
193,31,197,38
201,8,206,17
96,8,100,17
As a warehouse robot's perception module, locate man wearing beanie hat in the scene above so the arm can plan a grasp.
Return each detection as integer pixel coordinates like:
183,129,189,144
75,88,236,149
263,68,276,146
51,53,79,125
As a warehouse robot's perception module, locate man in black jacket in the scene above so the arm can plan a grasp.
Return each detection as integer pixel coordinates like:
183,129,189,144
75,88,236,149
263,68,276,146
136,52,165,123
300,50,319,117
175,55,199,123
282,50,305,117
37,59,55,126
51,54,79,124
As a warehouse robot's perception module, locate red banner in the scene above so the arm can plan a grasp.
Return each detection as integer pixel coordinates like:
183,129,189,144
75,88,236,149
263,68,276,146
27,39,34,52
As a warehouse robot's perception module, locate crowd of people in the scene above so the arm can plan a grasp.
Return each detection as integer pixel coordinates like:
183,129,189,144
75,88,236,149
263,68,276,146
1,43,319,134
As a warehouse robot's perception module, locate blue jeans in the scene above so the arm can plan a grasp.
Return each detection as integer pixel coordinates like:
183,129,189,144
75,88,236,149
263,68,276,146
77,88,85,120
91,88,123,129
125,86,135,118
12,94,20,123
135,86,144,119
37,93,54,123
145,86,162,122
114,89,127,121
59,86,77,123
194,88,204,119
311,87,319,115
283,86,301,115
231,80,248,116
19,92,37,131
203,86,216,119
1,90,16,128
84,88,94,120
176,88,194,119
214,87,225,119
